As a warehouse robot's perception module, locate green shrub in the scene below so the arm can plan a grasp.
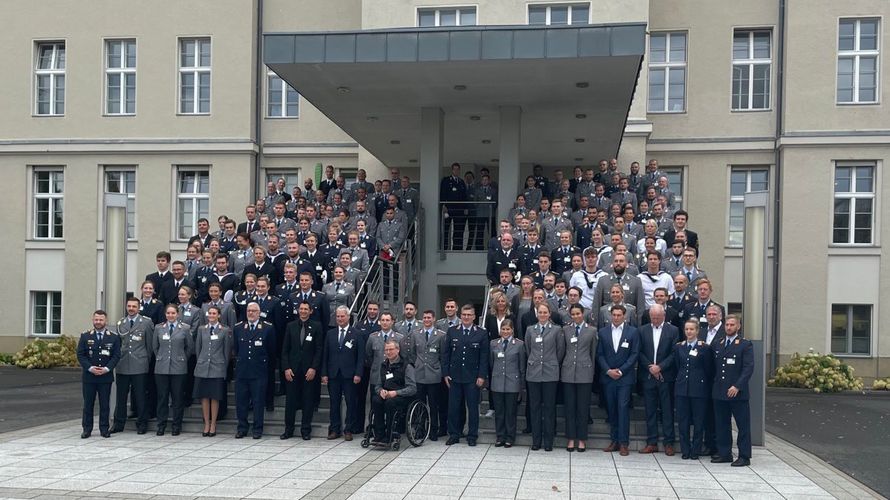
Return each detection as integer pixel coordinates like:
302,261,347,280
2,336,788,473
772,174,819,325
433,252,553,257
12,335,79,369
768,351,864,393
0,353,13,365
872,378,890,391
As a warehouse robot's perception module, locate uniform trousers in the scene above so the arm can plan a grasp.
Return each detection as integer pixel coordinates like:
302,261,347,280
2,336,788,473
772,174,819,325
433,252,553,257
714,398,752,459
702,399,717,454
527,381,558,448
355,367,371,433
235,377,267,435
114,373,148,431
83,382,113,433
327,376,358,434
642,382,675,445
676,395,707,457
448,382,480,440
181,355,196,408
371,394,409,441
416,383,441,437
146,357,159,415
437,380,450,435
563,382,592,441
491,391,519,443
602,381,632,445
284,375,318,436
155,374,186,431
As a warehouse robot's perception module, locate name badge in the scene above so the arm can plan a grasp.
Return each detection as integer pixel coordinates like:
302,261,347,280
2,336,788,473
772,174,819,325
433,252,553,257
497,352,505,358
210,334,219,341
260,312,267,318
385,373,394,380
345,341,353,349
621,341,630,348
100,350,110,356
689,349,698,357
184,311,191,317
162,334,170,341
316,265,323,271
452,187,457,192
485,196,491,201
255,340,263,346
535,337,543,343
727,358,736,365
622,284,630,291
570,337,578,344
238,254,244,259
564,257,571,263
407,199,414,203
337,289,345,295
429,348,437,353
305,336,313,342
132,335,142,342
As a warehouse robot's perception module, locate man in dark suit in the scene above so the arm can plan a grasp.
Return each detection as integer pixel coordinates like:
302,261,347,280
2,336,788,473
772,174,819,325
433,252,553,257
440,162,469,251
321,306,365,440
243,246,280,290
486,233,520,285
280,302,324,440
596,304,640,456
642,287,682,329
442,304,489,446
237,205,261,235
662,210,699,250
233,303,276,439
637,305,679,455
145,251,173,299
159,261,193,305
684,279,725,334
319,165,337,196
77,310,121,438
711,315,754,467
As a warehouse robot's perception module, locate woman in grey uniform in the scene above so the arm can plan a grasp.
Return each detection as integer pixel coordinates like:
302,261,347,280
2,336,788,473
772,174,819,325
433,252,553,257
153,304,194,436
489,320,525,448
193,305,233,437
524,303,566,451
560,304,597,452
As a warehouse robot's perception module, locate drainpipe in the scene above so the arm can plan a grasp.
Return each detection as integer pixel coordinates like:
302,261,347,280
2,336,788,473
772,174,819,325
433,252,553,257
770,0,786,375
253,0,264,202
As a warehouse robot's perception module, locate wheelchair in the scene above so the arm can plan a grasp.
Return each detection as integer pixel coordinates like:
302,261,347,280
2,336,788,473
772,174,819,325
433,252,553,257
360,397,430,450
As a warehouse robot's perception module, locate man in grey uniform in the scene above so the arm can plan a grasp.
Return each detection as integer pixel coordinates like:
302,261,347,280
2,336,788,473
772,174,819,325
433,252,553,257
407,310,446,440
111,297,155,434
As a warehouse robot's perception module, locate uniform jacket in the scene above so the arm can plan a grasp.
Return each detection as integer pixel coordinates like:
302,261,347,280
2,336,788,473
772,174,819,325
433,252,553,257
281,318,324,375
489,337,526,393
114,315,154,375
551,245,581,275
341,247,370,273
442,324,489,384
637,322,680,387
376,218,406,252
137,298,164,325
77,330,121,383
199,301,237,329
673,340,713,399
233,321,276,380
593,272,646,322
523,323,566,383
407,327,447,384
711,336,754,401
286,289,330,328
322,325,365,379
322,281,355,326
153,321,194,375
596,324,640,386
560,323,597,384
487,247,521,284
194,323,233,379
593,303,638,330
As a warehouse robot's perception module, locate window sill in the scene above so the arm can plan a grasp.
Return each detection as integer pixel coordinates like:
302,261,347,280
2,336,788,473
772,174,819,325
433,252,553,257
836,101,881,107
264,116,300,120
25,239,66,250
730,108,773,113
29,334,62,339
832,353,872,359
647,110,687,115
31,114,65,118
827,245,881,256
175,112,211,117
103,113,136,117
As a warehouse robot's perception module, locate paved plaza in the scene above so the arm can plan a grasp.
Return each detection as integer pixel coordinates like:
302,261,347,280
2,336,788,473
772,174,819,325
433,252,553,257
0,420,880,500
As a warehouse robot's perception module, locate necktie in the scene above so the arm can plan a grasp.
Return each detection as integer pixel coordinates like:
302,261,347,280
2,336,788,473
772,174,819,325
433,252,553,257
688,343,694,352
726,337,732,348
502,339,508,350
339,328,345,346
97,331,103,343
251,324,256,332
209,325,214,336
129,319,134,328
169,324,174,335
686,271,692,281
575,325,580,337
383,333,388,342
558,298,564,309
464,328,469,337
336,282,341,291
426,330,431,341
502,285,508,292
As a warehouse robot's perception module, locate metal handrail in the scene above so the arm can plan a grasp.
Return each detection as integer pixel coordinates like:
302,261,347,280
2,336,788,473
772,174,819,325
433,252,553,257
478,281,492,327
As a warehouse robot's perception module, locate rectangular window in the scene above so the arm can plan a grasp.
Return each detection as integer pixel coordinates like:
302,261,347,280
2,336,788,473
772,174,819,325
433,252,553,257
105,169,137,239
728,167,769,247
661,166,685,210
179,38,211,114
176,168,209,239
35,42,65,115
266,171,301,193
648,32,687,112
833,163,875,245
32,291,62,336
732,30,771,110
105,39,136,115
267,69,299,118
831,304,871,355
837,18,880,104
417,7,477,27
33,169,64,239
528,3,590,25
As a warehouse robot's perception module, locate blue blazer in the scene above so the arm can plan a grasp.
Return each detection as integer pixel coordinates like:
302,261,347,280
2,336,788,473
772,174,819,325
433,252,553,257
596,324,640,386
77,330,121,384
442,324,489,384
233,322,276,380
673,340,714,399
322,326,365,379
712,336,754,401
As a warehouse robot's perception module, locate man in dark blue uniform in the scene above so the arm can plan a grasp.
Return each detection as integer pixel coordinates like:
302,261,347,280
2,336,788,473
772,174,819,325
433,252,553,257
77,310,121,438
252,277,285,405
442,304,489,446
711,315,754,466
233,302,276,439
440,162,468,251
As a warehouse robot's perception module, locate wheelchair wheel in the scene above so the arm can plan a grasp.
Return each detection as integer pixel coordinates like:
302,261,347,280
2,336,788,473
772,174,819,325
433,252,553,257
391,439,400,451
360,438,370,448
406,399,430,447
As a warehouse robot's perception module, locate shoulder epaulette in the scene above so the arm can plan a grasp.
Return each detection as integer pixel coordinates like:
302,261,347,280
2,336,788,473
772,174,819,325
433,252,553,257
151,299,158,304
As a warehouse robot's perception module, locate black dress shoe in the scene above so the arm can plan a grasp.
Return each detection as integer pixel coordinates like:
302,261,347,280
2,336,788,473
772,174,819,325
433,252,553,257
208,432,216,437
467,439,476,447
494,441,504,447
437,430,448,438
690,454,699,460
428,435,438,442
101,431,111,438
731,458,751,467
531,444,541,451
504,442,512,448
711,456,733,463
235,431,246,439
156,429,165,436
577,446,586,453
253,434,262,439
110,427,123,434
681,454,690,460
566,445,575,452
280,432,293,440
137,428,147,435
202,432,209,437
302,434,311,441
171,430,180,436
81,431,91,439
544,446,553,452
446,437,459,445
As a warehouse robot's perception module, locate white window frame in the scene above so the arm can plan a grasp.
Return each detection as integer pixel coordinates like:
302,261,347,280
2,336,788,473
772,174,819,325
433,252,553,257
830,304,872,356
731,29,772,111
837,17,880,104
31,291,62,337
832,162,876,246
416,6,478,27
33,168,64,239
104,39,137,115
178,37,211,114
265,170,302,193
727,167,770,247
34,41,65,116
266,68,299,118
105,168,137,239
647,31,687,113
175,167,210,240
527,3,590,25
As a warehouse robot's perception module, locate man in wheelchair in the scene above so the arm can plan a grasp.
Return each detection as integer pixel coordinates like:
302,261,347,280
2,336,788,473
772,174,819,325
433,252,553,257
370,339,417,447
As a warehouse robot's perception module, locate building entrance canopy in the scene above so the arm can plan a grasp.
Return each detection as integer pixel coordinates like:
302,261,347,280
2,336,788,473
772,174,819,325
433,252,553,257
264,24,645,167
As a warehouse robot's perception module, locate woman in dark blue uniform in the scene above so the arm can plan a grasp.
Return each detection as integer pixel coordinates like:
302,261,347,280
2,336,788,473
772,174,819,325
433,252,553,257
673,318,714,459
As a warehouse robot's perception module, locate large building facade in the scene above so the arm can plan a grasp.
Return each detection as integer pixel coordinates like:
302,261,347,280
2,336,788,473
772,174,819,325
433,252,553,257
2,0,888,379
